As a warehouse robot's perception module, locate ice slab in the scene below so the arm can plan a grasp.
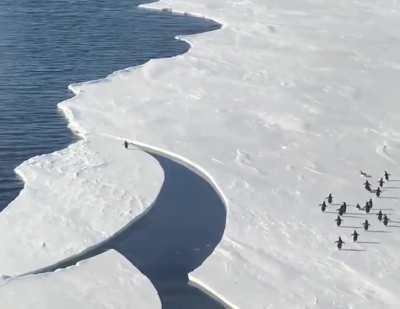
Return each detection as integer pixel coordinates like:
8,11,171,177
0,250,160,309
0,135,163,275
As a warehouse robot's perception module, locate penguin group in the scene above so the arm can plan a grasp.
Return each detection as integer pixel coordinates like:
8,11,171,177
319,171,396,250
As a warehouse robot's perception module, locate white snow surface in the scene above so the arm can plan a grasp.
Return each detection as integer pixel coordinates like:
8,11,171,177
4,0,400,308
61,0,400,308
0,250,160,309
0,134,163,275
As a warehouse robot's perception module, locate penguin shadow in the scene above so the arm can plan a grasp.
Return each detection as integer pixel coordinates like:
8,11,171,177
383,186,400,190
345,212,368,216
341,248,366,252
325,211,340,215
367,230,392,233
125,146,139,151
357,241,381,244
380,196,400,200
342,215,363,219
339,226,361,229
388,225,400,228
338,203,360,207
348,205,366,208
372,212,393,216
326,211,364,216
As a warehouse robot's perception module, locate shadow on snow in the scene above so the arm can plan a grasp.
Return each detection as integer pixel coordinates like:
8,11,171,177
341,249,366,252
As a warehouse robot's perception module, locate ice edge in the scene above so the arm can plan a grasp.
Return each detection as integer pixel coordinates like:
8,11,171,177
5,2,236,308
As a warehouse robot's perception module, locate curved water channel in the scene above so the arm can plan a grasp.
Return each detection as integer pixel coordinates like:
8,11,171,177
30,147,228,308
0,0,228,307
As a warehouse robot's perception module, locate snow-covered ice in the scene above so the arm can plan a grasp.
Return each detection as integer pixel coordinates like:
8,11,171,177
0,250,160,309
0,134,163,275
4,0,400,308
61,0,400,307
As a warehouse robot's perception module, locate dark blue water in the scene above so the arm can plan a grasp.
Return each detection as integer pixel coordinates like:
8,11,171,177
0,0,225,307
33,152,227,308
0,0,219,210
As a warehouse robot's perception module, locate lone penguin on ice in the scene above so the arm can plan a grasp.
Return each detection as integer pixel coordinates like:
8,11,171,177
321,201,327,212
363,219,370,231
384,171,390,181
351,230,359,242
335,215,342,227
377,210,383,221
335,237,344,250
369,198,373,209
124,140,129,149
356,203,362,210
327,193,333,204
376,187,382,198
379,178,385,188
383,215,390,226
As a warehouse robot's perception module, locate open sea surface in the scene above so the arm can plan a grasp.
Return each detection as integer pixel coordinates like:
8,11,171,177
0,0,219,210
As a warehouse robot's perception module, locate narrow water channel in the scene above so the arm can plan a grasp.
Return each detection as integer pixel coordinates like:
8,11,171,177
111,153,227,308
31,150,227,308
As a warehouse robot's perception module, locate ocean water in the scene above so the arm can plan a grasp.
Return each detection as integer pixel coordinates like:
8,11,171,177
0,0,219,210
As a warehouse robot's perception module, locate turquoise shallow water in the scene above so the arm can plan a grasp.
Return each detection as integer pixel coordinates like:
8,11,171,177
0,0,219,210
